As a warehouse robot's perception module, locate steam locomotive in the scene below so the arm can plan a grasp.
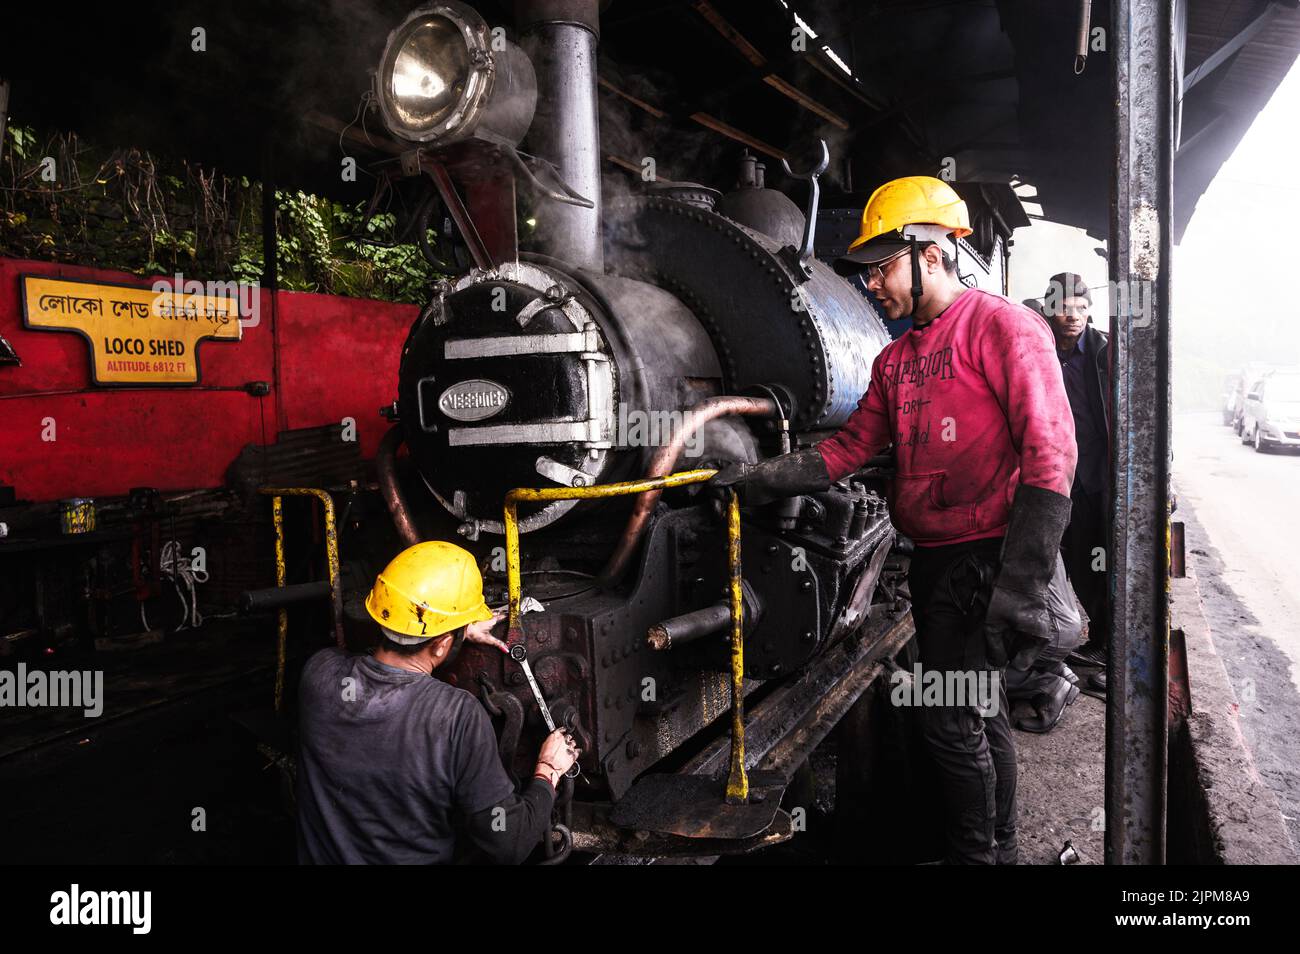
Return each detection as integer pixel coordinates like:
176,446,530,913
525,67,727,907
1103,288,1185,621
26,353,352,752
361,0,1009,855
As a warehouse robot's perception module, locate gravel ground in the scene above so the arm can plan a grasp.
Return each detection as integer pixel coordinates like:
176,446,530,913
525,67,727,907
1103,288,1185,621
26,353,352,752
1013,687,1106,864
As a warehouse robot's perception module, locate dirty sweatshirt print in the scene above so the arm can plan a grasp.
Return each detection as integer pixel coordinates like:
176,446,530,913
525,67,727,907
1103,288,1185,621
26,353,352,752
816,288,1077,546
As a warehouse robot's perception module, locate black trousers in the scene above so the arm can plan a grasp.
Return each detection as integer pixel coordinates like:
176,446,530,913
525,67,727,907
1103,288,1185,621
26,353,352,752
908,537,1016,865
1062,486,1110,649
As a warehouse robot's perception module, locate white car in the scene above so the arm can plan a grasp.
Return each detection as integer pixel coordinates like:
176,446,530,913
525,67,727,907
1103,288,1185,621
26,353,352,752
1240,371,1300,453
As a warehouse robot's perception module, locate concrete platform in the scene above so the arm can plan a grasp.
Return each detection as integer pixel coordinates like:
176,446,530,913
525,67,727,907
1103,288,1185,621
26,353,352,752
1013,503,1300,866
1014,686,1106,865
1169,558,1298,863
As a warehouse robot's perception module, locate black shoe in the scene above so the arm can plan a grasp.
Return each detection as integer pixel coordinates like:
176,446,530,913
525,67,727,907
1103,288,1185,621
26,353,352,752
1068,643,1108,667
1015,678,1080,733
1078,669,1106,700
1040,661,1078,683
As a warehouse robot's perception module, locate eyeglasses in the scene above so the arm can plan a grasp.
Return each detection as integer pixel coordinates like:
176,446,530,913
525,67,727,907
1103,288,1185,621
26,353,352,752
863,248,911,284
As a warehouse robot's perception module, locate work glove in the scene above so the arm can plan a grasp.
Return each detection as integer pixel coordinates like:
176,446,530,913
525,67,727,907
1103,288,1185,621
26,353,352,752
711,447,831,507
983,484,1073,671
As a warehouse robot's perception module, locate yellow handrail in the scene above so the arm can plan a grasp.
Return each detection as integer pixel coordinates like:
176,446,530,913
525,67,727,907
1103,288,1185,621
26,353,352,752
259,487,344,712
502,469,749,802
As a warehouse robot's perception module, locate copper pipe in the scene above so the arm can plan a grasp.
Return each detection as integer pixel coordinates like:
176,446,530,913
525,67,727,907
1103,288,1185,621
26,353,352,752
600,395,778,582
377,426,421,548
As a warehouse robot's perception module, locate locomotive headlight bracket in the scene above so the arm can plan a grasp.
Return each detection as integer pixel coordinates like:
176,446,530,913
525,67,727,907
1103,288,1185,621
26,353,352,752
375,1,537,148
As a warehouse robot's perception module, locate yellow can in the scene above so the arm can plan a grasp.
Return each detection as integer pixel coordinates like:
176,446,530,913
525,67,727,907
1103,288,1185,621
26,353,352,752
59,498,97,535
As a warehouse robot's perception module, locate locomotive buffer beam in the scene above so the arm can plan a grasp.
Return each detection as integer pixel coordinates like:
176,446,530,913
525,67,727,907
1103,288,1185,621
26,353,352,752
575,601,915,859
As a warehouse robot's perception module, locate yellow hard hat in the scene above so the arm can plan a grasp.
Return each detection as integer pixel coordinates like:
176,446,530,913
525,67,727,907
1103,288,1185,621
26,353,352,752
835,176,972,274
364,541,493,640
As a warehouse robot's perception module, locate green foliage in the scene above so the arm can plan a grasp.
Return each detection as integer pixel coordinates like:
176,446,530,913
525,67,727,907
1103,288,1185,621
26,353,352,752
0,124,445,303
269,190,446,300
5,125,34,160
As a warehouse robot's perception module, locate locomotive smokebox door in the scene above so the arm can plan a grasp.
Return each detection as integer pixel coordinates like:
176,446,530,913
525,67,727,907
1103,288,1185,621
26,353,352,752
608,771,789,840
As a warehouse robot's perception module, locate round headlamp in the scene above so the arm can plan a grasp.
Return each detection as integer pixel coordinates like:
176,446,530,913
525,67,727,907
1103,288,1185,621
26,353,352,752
375,2,536,147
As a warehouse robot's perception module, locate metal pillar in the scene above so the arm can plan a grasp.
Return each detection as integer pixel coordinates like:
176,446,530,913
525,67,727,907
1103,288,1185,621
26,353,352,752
1107,0,1173,864
260,138,278,292
0,79,10,165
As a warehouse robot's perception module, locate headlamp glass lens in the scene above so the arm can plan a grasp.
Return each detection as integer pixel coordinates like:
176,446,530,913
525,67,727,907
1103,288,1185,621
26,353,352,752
388,17,470,131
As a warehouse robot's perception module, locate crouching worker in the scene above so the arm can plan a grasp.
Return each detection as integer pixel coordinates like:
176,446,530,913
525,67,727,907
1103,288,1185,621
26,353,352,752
296,540,579,864
714,177,1077,864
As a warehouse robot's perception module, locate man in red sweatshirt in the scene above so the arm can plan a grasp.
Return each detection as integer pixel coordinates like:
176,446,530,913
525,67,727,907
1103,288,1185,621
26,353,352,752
715,176,1077,864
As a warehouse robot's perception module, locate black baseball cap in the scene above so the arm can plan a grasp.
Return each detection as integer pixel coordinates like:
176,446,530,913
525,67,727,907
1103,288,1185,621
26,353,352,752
832,237,917,276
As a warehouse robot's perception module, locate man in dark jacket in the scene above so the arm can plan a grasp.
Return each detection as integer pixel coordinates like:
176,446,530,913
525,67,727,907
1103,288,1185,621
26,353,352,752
1041,272,1111,692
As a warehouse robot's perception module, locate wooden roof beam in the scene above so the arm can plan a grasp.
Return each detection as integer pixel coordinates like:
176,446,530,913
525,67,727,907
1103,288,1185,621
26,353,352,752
761,74,850,130
691,1,851,130
597,76,668,119
688,112,790,162
597,74,790,162
692,0,766,66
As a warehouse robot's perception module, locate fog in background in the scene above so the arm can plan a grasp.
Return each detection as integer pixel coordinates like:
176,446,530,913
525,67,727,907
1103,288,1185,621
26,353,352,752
1005,55,1300,413
1007,213,1108,320
1174,56,1300,410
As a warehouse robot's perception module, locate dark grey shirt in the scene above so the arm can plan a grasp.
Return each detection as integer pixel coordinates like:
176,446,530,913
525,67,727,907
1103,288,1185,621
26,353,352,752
296,648,552,864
